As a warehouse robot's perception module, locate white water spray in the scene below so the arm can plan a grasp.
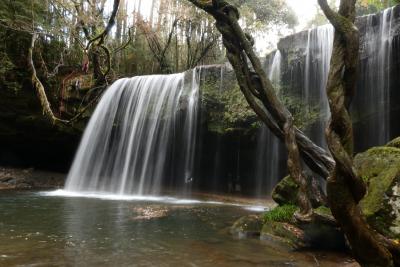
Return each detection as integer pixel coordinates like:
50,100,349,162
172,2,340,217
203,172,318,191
65,71,200,195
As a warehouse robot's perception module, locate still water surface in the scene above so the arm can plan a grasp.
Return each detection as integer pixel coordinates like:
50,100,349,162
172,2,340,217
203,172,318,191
0,191,355,266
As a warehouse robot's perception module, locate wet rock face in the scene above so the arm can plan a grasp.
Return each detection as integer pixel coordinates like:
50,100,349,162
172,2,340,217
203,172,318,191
0,167,65,189
354,139,400,238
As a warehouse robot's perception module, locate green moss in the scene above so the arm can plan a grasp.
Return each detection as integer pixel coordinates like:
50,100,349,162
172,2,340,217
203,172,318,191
352,144,400,238
387,137,400,149
263,205,298,223
271,175,298,206
315,206,332,216
354,146,400,217
261,221,305,249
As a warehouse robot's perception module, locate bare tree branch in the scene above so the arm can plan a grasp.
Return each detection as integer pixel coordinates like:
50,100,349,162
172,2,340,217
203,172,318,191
28,34,68,125
86,0,121,50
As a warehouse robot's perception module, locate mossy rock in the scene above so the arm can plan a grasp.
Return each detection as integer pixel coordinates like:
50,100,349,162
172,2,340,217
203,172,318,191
271,175,326,207
261,205,345,250
261,205,305,249
354,141,400,238
230,215,263,238
387,137,400,149
261,221,306,250
271,176,299,206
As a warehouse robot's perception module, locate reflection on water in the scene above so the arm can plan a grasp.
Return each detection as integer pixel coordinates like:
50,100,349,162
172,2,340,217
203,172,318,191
0,191,354,266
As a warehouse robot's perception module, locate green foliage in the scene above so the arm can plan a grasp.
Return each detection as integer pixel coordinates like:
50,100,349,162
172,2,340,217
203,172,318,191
263,205,298,223
200,72,258,134
228,0,298,51
201,69,320,134
0,51,15,79
0,0,49,32
232,0,298,29
307,0,400,28
279,92,320,130
356,0,400,16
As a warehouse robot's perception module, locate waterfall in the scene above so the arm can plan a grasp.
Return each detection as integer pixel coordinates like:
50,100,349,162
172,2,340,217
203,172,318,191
354,7,395,147
255,50,283,196
179,69,201,192
303,24,334,147
65,71,200,195
254,25,333,196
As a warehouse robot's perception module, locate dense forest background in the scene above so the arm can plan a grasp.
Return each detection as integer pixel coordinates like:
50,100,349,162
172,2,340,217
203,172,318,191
0,0,398,170
1,0,398,82
0,0,397,127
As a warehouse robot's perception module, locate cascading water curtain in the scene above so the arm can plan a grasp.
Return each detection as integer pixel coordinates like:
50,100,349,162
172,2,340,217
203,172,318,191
254,50,283,196
357,7,394,146
65,71,200,196
303,24,334,148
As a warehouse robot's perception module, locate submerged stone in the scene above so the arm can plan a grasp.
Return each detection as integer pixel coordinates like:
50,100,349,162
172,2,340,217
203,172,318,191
230,215,263,238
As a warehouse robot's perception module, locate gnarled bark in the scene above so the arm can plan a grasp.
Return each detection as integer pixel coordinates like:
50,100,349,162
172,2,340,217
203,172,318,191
187,0,334,180
319,0,395,266
187,0,328,217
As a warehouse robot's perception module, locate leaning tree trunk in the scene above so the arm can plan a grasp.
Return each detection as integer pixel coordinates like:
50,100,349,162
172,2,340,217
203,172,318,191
187,0,315,219
319,0,395,266
186,0,334,179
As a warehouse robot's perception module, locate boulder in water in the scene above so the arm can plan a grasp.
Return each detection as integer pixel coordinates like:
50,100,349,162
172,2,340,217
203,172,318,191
230,214,263,238
271,137,400,238
260,205,345,250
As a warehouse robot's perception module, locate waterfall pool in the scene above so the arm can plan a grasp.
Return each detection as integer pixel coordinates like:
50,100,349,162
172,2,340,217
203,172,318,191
0,190,357,266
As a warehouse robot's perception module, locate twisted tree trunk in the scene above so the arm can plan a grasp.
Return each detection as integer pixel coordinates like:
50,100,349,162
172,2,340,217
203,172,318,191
187,1,400,264
319,0,396,266
187,0,316,219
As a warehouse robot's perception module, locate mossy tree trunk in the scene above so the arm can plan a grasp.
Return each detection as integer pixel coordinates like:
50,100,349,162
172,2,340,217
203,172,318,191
188,0,400,265
27,33,67,125
319,0,400,266
186,0,324,220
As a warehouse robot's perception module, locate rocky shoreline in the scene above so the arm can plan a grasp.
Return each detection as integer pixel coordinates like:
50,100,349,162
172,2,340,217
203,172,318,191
0,167,66,190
